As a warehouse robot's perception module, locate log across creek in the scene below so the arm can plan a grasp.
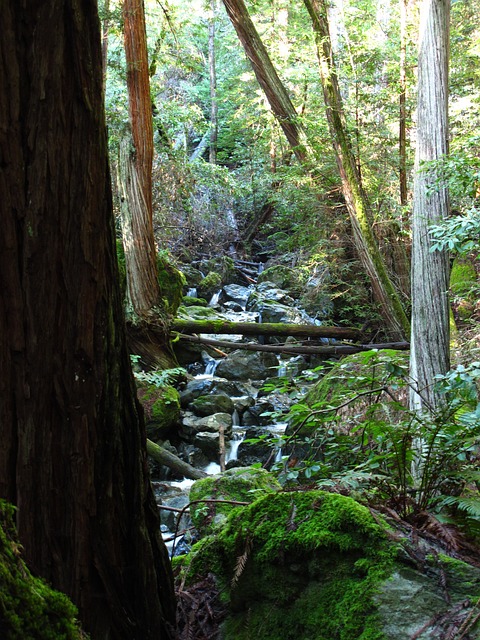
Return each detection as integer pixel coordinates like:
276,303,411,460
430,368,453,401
170,319,409,355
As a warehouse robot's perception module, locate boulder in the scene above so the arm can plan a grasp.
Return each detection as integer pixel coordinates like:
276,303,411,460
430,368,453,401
190,393,235,416
188,467,281,535
178,490,480,640
137,383,181,441
215,350,278,381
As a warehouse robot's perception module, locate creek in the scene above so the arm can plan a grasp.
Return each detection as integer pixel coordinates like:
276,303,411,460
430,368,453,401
152,273,326,555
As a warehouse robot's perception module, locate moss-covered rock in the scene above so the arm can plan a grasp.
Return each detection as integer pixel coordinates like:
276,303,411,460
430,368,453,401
190,394,235,416
197,271,222,299
178,490,480,640
137,383,180,441
181,295,208,307
189,467,281,536
0,501,85,640
181,490,394,640
257,265,304,294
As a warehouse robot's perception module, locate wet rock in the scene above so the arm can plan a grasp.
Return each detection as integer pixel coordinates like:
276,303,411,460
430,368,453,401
179,378,247,407
222,284,252,307
194,431,221,458
237,426,274,466
215,350,278,381
180,412,233,441
190,393,235,416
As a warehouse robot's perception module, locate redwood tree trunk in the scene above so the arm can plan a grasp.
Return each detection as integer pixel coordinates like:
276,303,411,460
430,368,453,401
222,0,311,165
303,0,410,341
0,3,175,638
209,0,218,164
409,0,451,412
122,0,161,319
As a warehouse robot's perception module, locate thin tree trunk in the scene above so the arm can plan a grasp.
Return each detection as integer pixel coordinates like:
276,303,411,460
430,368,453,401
147,440,207,480
101,0,110,98
303,0,410,340
209,0,218,164
399,0,408,208
122,0,161,320
222,0,312,165
409,0,450,412
0,2,176,637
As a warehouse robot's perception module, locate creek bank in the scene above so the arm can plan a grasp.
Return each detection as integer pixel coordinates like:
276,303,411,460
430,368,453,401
175,489,480,640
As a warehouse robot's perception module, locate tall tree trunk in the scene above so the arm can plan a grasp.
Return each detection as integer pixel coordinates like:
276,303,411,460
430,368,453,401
122,0,161,320
303,0,410,340
0,2,176,638
209,0,218,164
409,0,450,412
101,0,111,98
399,0,408,208
222,0,312,165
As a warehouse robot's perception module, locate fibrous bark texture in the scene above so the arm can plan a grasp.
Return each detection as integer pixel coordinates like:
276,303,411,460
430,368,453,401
122,0,161,318
409,0,451,411
0,2,175,638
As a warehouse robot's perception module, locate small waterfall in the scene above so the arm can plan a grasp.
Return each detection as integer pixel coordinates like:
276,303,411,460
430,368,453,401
205,358,220,376
209,290,222,306
186,287,198,297
225,430,245,463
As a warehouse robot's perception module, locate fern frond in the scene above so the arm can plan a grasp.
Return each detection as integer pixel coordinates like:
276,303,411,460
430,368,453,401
231,536,252,589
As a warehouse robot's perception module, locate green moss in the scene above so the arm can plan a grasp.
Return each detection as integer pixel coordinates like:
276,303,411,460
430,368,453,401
156,253,186,316
450,258,477,299
305,349,408,409
182,490,394,640
197,271,222,298
182,296,208,307
189,468,281,536
137,384,180,440
116,238,127,298
433,553,480,600
257,265,304,293
0,501,85,640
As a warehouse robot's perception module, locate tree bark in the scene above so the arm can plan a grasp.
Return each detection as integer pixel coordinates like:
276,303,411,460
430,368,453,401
222,0,312,165
399,0,408,208
209,0,218,164
122,0,161,319
0,3,175,638
303,0,410,341
409,0,451,412
171,319,361,339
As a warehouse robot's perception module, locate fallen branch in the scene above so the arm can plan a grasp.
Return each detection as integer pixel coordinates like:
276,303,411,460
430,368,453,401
146,439,207,480
173,332,409,356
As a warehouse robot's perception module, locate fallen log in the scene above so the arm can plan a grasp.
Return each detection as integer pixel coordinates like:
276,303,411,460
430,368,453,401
173,333,410,356
171,319,361,340
146,439,207,480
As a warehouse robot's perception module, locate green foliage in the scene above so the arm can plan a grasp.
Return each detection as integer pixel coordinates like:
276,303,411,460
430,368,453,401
0,501,85,640
131,359,186,388
259,352,480,530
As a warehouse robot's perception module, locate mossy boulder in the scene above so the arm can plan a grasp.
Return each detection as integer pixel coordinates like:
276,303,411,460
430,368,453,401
189,467,281,535
197,271,222,299
286,350,409,438
178,491,480,640
181,295,208,307
257,265,304,294
190,394,235,416
137,383,181,441
176,304,225,322
0,501,84,639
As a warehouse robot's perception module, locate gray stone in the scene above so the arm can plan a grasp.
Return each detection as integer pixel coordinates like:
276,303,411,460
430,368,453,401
215,350,278,381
